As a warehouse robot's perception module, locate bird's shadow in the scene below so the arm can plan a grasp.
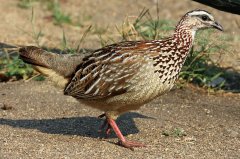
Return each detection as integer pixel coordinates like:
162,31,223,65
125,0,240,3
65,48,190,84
0,112,154,139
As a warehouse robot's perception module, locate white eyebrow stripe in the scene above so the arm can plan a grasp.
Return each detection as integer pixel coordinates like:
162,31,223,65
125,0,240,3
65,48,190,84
188,11,214,20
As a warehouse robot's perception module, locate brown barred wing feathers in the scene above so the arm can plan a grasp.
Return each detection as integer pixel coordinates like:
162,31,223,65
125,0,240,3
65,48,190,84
64,41,146,99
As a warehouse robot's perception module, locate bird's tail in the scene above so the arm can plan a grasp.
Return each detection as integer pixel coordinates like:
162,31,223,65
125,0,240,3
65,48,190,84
19,46,54,69
19,46,84,88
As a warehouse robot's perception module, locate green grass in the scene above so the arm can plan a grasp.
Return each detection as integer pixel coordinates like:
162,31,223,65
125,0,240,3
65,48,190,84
179,30,227,90
162,128,187,137
0,55,33,81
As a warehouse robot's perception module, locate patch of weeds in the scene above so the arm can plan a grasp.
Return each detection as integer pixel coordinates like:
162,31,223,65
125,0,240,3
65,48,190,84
0,56,33,81
116,8,174,41
162,128,186,137
172,128,187,137
133,9,174,40
179,30,227,90
0,50,45,82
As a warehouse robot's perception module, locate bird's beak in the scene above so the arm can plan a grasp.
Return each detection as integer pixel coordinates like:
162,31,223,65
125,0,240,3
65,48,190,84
212,22,223,31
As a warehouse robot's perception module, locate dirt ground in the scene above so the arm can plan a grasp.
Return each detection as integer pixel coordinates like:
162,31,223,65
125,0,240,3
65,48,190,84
0,0,240,159
0,81,240,159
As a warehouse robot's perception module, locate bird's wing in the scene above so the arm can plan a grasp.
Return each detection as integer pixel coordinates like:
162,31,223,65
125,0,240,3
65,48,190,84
64,41,157,99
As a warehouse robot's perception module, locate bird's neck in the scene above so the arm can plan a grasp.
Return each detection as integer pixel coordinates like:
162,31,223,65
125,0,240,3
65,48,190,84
152,26,196,83
173,17,196,47
173,26,195,51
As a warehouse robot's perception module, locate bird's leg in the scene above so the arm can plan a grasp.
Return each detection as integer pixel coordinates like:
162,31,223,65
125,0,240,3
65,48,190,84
98,113,146,149
106,117,146,150
98,113,112,137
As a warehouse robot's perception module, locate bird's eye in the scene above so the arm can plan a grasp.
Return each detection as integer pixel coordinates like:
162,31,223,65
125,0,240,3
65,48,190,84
201,15,209,21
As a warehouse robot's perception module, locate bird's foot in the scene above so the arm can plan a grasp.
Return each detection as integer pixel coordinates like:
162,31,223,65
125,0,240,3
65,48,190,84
98,113,146,150
118,140,146,150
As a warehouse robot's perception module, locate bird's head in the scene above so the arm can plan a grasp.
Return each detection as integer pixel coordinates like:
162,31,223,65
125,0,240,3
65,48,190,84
176,10,223,34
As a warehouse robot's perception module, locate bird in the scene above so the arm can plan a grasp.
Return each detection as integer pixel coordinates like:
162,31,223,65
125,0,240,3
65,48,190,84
19,9,223,149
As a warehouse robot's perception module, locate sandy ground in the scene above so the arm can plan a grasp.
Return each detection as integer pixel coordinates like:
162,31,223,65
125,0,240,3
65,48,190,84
0,0,240,158
0,81,239,159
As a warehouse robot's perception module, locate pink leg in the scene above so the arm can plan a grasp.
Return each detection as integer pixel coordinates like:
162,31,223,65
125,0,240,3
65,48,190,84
107,118,146,150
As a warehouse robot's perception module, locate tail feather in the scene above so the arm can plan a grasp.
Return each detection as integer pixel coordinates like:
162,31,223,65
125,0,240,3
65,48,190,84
19,46,53,68
19,46,84,88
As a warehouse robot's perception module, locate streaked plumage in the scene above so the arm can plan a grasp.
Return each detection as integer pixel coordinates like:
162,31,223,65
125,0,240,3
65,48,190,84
19,10,223,149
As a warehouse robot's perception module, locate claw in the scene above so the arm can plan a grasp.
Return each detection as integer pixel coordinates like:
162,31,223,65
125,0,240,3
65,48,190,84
118,140,146,150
